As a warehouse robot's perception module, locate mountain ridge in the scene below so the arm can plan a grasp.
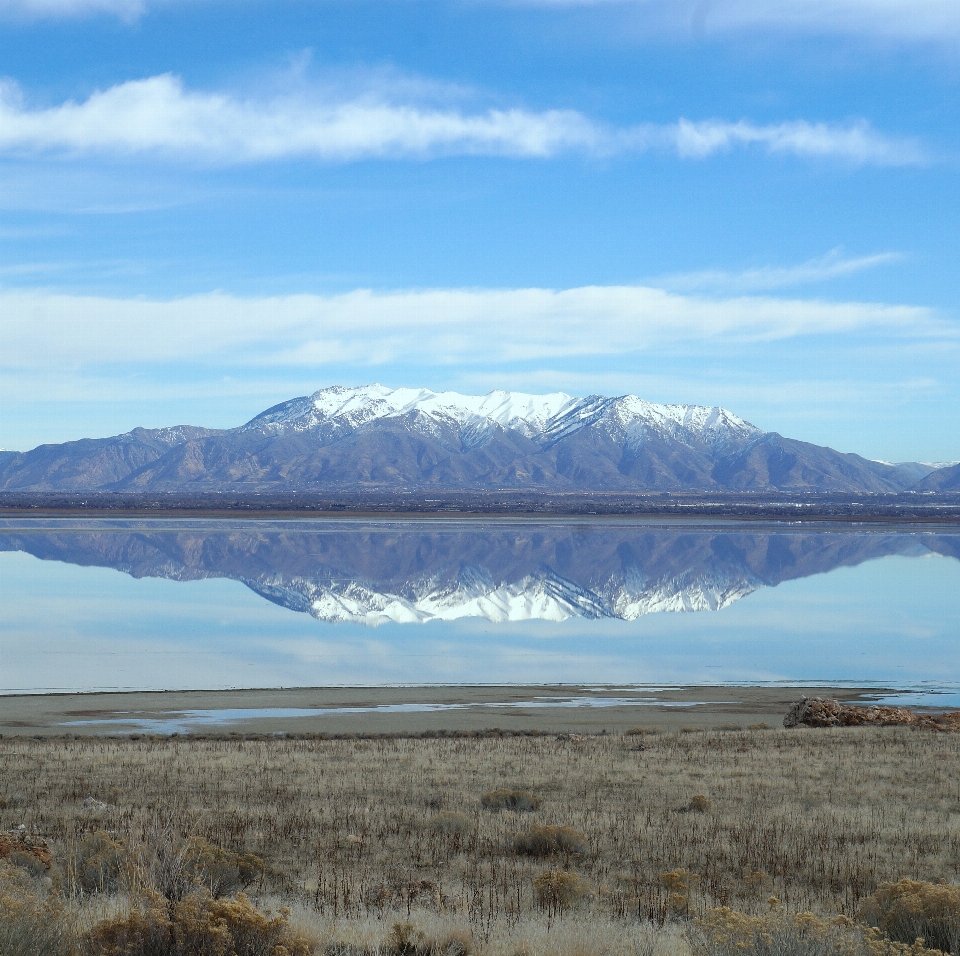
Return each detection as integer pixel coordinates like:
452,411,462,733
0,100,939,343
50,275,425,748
0,384,954,494
3,525,955,626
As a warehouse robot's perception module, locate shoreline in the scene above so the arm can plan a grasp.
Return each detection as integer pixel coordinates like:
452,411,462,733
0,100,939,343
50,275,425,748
1,490,959,524
0,683,942,737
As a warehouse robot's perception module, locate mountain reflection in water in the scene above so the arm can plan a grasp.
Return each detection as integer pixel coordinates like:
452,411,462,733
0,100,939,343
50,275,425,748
3,522,958,626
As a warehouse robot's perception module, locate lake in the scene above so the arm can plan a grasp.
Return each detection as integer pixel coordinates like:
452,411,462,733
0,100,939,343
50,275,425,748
1,517,959,699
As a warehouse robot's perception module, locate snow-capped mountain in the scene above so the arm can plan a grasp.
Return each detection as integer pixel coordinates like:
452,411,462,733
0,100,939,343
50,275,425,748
243,384,761,451
5,525,951,627
0,383,949,493
247,565,760,626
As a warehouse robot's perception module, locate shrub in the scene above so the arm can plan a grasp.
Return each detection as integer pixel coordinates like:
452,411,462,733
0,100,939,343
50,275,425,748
861,879,960,954
481,789,542,812
83,889,313,956
532,870,594,915
386,920,473,956
72,830,126,894
143,833,264,901
691,907,943,956
5,849,49,880
429,812,471,840
182,837,264,898
515,825,588,858
0,861,72,956
662,868,700,918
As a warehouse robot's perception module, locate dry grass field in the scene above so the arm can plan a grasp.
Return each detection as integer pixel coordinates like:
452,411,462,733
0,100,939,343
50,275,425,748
2,727,960,955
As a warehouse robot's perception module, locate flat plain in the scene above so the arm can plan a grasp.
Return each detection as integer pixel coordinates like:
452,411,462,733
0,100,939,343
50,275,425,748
0,685,904,736
3,725,960,954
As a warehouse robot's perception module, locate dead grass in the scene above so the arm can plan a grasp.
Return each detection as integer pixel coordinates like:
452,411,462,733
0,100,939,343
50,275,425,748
1,727,960,954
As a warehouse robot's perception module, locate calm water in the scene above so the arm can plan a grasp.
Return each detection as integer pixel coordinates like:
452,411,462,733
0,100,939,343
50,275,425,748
1,518,958,694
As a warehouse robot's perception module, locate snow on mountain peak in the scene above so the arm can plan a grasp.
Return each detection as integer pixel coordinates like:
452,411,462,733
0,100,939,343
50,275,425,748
308,384,577,434
243,383,760,447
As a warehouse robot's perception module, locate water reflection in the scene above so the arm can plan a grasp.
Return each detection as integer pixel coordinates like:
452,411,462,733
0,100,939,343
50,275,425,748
2,519,958,625
3,519,960,691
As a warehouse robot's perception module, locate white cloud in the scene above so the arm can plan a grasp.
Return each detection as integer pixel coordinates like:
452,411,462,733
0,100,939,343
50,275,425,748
4,0,959,42
0,0,143,18
509,0,960,42
0,74,925,165
658,248,904,294
0,285,949,370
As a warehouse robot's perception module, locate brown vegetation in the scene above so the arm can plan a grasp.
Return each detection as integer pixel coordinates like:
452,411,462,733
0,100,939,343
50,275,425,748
1,727,960,955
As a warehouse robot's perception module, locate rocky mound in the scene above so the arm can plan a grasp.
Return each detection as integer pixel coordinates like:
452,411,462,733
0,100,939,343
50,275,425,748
784,697,960,730
0,830,53,869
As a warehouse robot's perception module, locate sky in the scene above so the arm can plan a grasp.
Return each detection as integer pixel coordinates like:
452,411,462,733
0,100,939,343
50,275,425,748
1,0,959,462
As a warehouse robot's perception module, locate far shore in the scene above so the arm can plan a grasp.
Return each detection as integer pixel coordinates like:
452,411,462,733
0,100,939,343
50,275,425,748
0,683,938,737
1,489,960,524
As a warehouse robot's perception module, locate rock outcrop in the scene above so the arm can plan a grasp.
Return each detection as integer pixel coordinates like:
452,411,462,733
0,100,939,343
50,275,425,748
0,830,53,869
784,697,960,730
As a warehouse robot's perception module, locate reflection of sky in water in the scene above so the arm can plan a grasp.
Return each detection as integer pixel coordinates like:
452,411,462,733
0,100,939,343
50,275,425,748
60,697,718,733
1,523,959,692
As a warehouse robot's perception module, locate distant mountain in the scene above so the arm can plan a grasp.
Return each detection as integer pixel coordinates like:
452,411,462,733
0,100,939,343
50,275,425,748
2,524,954,625
917,462,960,492
0,385,949,493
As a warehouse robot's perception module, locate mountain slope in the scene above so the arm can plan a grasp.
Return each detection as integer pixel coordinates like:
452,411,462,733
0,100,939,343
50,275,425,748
916,462,960,491
0,385,948,493
0,426,224,492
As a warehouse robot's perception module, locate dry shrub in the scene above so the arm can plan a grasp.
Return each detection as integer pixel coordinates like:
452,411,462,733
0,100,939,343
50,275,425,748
861,880,960,954
691,908,943,956
481,789,542,812
83,889,313,956
0,861,72,956
72,830,126,894
386,919,473,956
515,825,587,858
429,812,471,839
142,831,264,901
532,870,594,915
662,869,700,919
183,837,264,898
5,849,49,880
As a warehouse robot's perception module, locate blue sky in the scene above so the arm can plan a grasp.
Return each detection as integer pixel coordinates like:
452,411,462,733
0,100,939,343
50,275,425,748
1,0,959,462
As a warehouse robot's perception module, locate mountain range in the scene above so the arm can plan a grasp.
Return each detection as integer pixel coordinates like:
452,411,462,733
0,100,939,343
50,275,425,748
1,384,958,493
3,524,956,626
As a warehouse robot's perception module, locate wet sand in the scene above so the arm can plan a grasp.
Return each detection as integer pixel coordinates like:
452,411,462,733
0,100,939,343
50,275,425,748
0,684,913,736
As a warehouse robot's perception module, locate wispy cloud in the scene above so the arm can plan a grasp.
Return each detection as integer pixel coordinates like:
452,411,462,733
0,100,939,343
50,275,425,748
5,0,960,43
0,74,926,165
0,0,144,18
506,0,960,42
0,285,949,370
658,248,904,294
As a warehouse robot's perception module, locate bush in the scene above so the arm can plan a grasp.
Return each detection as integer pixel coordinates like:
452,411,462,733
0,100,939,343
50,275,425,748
0,861,72,956
5,849,49,880
691,907,943,956
386,920,473,956
72,830,126,894
83,889,313,956
143,833,264,901
481,789,542,812
183,837,264,898
532,870,594,915
429,812,471,843
861,879,960,954
662,868,700,918
515,825,587,858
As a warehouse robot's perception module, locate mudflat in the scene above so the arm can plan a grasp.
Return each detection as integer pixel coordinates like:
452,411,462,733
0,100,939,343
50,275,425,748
0,684,907,736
